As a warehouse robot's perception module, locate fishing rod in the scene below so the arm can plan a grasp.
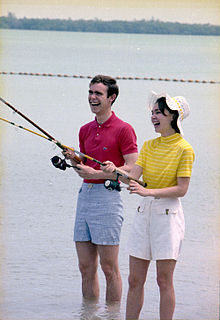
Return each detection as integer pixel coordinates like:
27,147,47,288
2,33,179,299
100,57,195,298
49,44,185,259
0,115,146,187
0,114,107,166
0,116,104,165
0,96,82,163
0,116,146,187
0,97,147,187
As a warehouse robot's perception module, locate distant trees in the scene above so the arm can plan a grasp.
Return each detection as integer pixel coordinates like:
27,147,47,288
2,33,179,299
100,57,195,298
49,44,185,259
0,13,219,36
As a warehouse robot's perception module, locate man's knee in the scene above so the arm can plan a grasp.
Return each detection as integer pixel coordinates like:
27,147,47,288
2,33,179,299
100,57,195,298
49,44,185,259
78,260,98,278
100,259,119,279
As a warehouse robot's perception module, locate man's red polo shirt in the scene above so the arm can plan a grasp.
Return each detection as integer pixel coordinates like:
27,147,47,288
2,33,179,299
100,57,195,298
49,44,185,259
79,111,138,184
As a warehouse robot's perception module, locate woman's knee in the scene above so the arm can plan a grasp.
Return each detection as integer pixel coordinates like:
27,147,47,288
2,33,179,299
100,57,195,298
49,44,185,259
127,257,149,289
156,273,173,291
128,272,146,289
156,260,176,290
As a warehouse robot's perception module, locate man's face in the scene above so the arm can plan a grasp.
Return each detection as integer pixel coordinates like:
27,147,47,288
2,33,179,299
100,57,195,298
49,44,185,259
88,82,115,116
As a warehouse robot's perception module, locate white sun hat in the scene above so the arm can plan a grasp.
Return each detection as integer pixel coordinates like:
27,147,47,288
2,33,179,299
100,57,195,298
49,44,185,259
148,91,190,136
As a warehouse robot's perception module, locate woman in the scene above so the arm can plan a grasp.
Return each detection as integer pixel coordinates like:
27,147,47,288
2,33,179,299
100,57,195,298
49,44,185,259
103,91,195,319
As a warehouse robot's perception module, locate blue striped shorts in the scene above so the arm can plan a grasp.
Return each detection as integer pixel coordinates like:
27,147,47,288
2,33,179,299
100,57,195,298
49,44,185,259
74,183,124,245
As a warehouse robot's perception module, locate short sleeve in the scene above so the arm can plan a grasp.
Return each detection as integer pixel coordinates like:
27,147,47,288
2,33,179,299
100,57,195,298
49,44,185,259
177,147,195,177
118,124,138,155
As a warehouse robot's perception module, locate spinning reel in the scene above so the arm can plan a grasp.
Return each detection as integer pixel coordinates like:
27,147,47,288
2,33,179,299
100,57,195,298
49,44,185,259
104,173,121,192
51,155,78,171
52,156,121,192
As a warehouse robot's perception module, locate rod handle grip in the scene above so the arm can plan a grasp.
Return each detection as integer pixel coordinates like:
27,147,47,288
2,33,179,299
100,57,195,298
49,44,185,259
115,168,147,187
56,141,82,164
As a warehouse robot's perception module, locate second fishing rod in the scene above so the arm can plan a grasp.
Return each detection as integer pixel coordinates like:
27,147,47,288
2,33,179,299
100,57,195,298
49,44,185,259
0,97,147,189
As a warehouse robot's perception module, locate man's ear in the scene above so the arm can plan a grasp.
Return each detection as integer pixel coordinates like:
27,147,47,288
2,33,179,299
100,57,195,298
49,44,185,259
109,93,116,104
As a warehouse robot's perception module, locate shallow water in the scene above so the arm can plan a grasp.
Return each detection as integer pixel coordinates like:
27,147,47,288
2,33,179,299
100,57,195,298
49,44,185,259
0,30,219,319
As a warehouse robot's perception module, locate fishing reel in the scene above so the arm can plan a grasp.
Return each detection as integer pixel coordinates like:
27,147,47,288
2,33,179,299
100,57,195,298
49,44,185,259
104,173,121,192
51,155,72,171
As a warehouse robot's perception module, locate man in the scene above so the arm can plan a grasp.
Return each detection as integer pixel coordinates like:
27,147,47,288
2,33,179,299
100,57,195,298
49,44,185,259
63,75,138,302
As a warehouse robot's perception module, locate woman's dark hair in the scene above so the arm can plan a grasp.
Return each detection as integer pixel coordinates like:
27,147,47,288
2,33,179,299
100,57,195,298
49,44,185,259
156,97,180,133
90,75,119,104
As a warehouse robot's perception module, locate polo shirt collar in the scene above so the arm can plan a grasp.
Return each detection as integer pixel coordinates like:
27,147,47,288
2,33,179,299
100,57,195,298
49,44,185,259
92,111,117,128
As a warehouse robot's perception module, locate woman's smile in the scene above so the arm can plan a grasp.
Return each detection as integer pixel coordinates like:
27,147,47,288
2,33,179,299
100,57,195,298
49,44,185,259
151,104,175,136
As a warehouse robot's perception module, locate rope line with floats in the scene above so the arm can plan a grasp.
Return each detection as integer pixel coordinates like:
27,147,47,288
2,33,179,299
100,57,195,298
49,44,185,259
0,71,219,84
0,97,146,190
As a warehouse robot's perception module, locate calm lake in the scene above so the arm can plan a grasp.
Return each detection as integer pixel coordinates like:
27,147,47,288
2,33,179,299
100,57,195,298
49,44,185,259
0,29,219,320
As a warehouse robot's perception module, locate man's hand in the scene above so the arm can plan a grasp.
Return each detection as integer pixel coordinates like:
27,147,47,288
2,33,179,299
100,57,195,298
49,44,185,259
101,161,116,173
62,148,76,160
75,163,98,179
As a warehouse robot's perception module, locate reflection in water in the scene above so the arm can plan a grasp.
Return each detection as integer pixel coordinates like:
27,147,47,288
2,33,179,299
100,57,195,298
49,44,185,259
79,298,101,320
78,298,122,320
104,301,122,320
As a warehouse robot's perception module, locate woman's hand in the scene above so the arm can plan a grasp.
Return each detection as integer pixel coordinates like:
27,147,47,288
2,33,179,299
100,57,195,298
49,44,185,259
128,180,148,196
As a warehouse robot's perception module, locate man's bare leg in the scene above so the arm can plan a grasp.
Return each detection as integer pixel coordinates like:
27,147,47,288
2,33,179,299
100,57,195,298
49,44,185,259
98,245,122,302
75,241,99,299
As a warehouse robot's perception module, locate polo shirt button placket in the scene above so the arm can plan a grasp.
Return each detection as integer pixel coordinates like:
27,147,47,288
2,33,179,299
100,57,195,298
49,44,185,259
97,125,101,136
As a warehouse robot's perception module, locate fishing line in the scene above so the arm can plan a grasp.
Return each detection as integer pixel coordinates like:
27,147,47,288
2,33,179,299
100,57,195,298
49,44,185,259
0,97,146,187
0,96,82,163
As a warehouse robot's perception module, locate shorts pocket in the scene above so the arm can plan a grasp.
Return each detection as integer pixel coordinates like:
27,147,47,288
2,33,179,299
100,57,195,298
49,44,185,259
136,198,147,214
153,199,179,215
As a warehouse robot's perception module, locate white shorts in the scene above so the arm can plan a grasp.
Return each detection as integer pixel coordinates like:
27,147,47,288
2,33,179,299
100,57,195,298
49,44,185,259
128,197,185,261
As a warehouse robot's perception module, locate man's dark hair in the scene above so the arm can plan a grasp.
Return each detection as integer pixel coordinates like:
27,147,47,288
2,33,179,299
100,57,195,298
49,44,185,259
90,75,119,104
156,97,180,134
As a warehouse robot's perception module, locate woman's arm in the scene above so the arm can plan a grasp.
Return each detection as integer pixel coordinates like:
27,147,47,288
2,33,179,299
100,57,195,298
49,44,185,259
102,162,142,184
129,177,190,198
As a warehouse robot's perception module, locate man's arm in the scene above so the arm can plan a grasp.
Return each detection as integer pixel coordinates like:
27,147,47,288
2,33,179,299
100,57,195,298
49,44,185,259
118,153,138,173
74,152,138,180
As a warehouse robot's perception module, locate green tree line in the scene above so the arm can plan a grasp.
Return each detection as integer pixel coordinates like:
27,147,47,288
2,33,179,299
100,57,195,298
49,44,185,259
0,12,219,36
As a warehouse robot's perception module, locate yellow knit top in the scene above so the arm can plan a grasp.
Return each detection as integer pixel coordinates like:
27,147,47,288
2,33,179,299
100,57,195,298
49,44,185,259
136,133,195,189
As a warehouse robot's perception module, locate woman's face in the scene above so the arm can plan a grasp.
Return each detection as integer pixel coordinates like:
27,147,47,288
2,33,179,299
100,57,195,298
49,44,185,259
151,103,176,136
